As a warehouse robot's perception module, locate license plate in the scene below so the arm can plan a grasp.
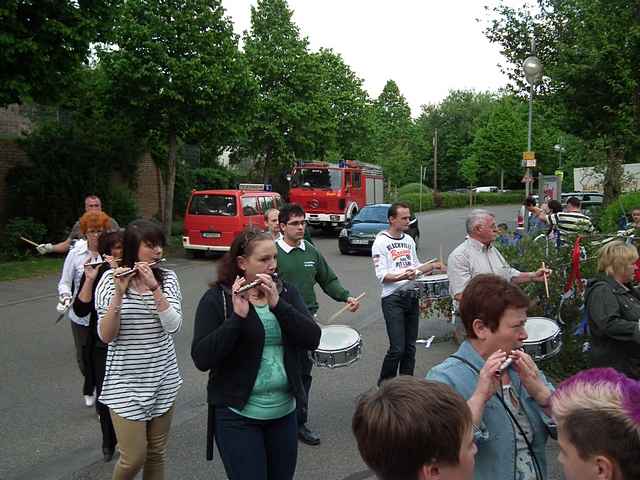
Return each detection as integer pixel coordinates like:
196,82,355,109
351,239,369,245
202,231,221,238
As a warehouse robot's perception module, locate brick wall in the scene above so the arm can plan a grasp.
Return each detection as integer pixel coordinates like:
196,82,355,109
135,152,164,220
0,104,33,139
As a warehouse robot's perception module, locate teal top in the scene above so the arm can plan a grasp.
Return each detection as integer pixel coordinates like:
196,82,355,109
230,304,296,420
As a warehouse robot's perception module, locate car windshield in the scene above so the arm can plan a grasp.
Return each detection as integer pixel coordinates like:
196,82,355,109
188,195,237,216
353,206,388,224
291,168,342,190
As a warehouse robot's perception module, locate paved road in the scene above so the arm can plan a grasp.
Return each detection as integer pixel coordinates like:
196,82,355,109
1,204,562,480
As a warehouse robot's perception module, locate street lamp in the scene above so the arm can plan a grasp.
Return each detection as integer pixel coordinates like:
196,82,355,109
522,44,543,233
554,143,565,169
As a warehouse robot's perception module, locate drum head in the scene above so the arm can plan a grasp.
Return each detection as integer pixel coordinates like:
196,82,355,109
318,325,360,350
416,273,449,283
524,317,560,343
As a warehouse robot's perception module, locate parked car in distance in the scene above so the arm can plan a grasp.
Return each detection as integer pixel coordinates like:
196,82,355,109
474,186,499,193
338,203,419,255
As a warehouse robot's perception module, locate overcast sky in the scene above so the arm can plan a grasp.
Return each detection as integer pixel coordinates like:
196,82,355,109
221,0,529,117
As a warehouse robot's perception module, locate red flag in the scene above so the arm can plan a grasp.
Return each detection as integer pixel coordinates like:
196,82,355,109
564,236,583,293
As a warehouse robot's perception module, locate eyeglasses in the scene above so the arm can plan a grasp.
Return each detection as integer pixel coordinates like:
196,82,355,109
286,220,306,227
86,230,103,236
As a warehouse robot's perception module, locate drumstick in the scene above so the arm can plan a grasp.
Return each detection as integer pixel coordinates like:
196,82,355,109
414,258,438,278
20,236,40,248
327,292,366,324
542,261,550,299
439,244,444,265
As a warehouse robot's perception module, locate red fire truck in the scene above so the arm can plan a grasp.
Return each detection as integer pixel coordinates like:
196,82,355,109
287,160,384,230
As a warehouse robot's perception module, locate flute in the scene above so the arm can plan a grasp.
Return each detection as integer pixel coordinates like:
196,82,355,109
497,348,522,374
234,273,278,294
114,258,166,278
86,258,122,267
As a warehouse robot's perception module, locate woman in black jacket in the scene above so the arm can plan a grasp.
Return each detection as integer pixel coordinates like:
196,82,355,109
192,228,321,480
72,229,123,462
585,240,640,379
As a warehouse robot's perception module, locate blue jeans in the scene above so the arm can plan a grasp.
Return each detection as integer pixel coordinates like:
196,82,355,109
378,290,419,384
215,407,298,480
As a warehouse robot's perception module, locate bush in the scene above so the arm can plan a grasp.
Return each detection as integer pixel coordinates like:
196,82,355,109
105,185,138,227
398,182,432,196
0,217,47,260
598,191,640,232
7,122,140,239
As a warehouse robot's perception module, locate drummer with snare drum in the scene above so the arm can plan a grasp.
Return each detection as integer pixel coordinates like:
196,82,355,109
372,202,445,386
275,203,360,446
448,209,549,344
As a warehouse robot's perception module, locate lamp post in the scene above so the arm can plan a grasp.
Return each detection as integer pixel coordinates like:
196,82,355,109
523,40,543,233
554,143,565,169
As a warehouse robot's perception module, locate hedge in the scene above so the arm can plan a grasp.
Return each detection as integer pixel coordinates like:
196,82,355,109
399,191,524,213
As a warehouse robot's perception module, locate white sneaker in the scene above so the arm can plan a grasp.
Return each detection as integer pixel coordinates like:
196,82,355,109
84,394,95,407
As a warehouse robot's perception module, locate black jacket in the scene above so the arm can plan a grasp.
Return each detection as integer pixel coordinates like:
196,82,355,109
191,280,321,409
72,264,110,349
585,274,640,379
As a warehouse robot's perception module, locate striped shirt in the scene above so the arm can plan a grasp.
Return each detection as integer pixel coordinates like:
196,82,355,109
549,212,594,244
96,269,183,421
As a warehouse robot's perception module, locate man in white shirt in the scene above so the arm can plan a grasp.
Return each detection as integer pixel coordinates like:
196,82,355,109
372,202,445,385
448,209,549,343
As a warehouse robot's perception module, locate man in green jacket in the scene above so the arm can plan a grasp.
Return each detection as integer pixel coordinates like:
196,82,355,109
276,203,360,445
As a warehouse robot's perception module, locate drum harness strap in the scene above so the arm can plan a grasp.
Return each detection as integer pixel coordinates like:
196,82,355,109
449,355,543,480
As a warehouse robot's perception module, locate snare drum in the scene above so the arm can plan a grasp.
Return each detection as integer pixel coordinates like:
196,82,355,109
523,317,562,361
312,325,362,369
416,274,450,300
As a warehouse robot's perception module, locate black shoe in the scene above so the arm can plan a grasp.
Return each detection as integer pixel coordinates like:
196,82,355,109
103,447,114,462
298,425,321,446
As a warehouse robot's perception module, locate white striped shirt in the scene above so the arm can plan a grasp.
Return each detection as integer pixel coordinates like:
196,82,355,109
549,212,594,244
95,269,183,421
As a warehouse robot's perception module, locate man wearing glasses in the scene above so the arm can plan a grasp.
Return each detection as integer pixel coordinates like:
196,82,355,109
448,209,549,344
276,203,360,446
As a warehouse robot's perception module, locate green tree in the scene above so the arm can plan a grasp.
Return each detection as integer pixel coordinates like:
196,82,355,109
371,80,413,187
413,90,494,190
243,0,326,187
99,0,254,236
484,0,640,203
310,48,374,162
467,95,528,187
0,0,118,106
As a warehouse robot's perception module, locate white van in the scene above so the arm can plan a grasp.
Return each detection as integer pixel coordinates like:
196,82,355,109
474,186,499,193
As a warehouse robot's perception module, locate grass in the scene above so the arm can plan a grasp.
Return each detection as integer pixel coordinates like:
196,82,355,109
0,257,65,282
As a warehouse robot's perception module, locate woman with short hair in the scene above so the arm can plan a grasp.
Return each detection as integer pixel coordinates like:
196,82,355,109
584,240,640,379
58,211,113,406
427,274,554,480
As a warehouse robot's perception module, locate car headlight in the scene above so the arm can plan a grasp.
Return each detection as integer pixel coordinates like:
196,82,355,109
339,228,348,238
